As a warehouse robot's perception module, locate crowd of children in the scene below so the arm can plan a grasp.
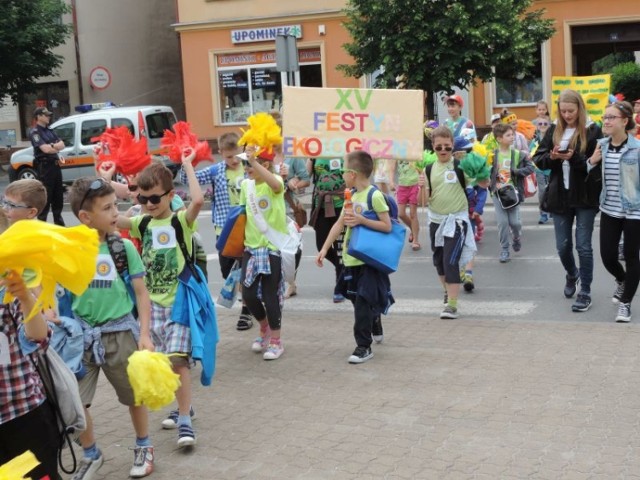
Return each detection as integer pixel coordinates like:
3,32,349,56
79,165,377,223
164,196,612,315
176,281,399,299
3,93,634,478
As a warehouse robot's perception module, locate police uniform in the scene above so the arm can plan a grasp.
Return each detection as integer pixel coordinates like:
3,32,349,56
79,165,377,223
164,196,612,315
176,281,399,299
30,121,65,225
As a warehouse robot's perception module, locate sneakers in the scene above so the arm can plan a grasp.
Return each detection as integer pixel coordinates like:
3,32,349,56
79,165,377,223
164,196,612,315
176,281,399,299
571,293,592,312
263,340,284,360
612,280,625,304
463,273,474,292
512,237,522,252
333,293,346,303
616,303,632,323
177,423,196,448
129,446,154,478
251,330,271,353
499,250,510,263
538,213,549,224
161,406,196,430
440,304,459,319
372,316,384,344
72,450,104,480
564,274,580,298
348,346,373,364
236,312,254,331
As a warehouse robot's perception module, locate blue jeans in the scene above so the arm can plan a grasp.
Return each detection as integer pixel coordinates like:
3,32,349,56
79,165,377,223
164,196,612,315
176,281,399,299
552,207,598,294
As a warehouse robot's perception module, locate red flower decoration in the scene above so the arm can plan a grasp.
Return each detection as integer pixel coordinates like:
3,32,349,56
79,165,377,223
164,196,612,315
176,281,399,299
161,121,211,167
93,126,151,176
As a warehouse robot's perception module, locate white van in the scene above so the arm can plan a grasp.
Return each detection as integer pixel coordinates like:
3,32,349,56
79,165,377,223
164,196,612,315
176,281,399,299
9,105,178,183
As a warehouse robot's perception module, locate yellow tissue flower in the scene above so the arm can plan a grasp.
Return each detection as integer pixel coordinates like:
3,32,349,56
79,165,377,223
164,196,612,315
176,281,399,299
0,450,39,480
0,220,99,321
127,350,181,411
237,112,283,157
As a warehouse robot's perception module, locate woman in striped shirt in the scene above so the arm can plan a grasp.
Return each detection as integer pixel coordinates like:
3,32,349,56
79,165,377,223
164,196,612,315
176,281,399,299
589,101,640,323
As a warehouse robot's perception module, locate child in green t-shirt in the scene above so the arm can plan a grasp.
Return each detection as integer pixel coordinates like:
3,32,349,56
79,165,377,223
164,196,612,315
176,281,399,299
424,126,476,320
68,176,155,479
316,151,392,364
117,148,204,449
239,147,289,361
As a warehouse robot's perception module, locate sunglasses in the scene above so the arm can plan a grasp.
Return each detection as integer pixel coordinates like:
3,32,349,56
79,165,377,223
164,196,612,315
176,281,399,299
137,190,171,205
434,145,453,152
538,122,549,126
79,178,108,210
0,199,32,210
127,184,139,192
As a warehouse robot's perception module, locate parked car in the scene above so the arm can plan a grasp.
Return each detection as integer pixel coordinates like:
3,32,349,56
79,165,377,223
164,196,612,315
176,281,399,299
9,105,179,183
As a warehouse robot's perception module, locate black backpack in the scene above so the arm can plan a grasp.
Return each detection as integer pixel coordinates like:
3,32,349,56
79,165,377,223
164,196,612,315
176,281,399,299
424,159,467,192
137,214,207,283
105,232,138,316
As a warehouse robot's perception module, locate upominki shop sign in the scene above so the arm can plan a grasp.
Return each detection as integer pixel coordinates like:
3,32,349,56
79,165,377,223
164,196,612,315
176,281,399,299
282,87,424,160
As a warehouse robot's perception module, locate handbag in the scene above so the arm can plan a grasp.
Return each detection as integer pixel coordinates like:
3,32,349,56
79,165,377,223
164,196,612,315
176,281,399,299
284,190,308,227
496,184,520,209
215,205,246,258
523,172,538,198
217,261,241,308
346,187,406,274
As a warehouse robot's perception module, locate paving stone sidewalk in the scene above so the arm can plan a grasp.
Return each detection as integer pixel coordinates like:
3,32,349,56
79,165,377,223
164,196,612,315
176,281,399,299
71,309,640,480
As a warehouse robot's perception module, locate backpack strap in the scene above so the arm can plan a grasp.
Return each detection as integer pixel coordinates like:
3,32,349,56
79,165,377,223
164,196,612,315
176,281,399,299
105,232,128,277
453,118,466,138
170,214,202,283
425,162,466,191
137,214,153,241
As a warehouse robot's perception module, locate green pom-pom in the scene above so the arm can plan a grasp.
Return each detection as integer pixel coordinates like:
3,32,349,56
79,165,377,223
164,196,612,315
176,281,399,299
459,152,490,179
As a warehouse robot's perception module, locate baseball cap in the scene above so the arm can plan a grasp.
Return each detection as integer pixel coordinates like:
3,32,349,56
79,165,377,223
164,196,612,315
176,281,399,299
445,94,464,108
453,136,474,152
491,113,501,123
33,107,53,117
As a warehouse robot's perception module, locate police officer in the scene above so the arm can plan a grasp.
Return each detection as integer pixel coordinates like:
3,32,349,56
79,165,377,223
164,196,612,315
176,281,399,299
30,107,65,225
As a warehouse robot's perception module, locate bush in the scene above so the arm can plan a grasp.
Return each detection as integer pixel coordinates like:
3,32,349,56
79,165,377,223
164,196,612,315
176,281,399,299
611,62,640,102
592,52,634,74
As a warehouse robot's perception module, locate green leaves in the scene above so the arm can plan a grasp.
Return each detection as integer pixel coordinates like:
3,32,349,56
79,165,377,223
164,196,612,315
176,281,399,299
340,0,555,102
0,0,72,106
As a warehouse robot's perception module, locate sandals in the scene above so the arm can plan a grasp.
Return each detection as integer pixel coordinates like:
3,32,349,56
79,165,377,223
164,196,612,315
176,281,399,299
236,313,254,331
411,242,421,251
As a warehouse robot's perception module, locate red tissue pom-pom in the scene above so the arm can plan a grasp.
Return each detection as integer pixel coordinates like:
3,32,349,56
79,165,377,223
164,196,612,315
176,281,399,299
93,126,151,176
161,121,212,167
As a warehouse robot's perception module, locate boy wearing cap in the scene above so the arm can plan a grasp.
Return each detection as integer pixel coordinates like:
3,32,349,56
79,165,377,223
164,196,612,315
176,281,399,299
444,95,477,142
29,107,65,226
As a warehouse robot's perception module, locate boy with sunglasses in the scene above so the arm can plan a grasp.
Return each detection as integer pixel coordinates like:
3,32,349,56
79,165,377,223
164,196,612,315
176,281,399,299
118,149,204,448
67,176,156,479
424,126,476,319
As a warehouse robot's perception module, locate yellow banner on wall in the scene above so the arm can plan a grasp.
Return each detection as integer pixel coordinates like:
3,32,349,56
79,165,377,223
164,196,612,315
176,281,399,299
551,74,610,122
282,86,424,160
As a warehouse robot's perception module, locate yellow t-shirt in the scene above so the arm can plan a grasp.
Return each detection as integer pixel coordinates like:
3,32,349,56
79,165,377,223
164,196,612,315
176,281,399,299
342,186,389,267
239,178,288,250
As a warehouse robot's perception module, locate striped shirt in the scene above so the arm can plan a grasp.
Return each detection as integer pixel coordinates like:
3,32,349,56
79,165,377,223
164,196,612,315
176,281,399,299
601,142,640,220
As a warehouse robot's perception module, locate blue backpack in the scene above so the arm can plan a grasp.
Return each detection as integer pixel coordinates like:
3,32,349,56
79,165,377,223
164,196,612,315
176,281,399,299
353,185,399,220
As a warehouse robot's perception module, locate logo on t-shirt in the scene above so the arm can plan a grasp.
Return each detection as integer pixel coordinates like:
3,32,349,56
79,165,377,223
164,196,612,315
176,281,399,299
257,196,271,211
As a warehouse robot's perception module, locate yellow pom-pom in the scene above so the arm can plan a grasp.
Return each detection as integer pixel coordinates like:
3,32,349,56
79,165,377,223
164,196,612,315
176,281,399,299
237,112,282,156
127,350,181,411
0,221,99,321
0,450,39,480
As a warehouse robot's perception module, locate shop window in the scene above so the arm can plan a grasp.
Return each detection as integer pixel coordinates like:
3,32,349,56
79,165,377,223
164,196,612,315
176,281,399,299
219,67,281,124
494,44,544,106
216,48,322,125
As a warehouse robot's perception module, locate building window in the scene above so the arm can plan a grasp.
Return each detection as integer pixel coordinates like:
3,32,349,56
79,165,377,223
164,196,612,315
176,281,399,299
215,48,321,125
494,44,544,106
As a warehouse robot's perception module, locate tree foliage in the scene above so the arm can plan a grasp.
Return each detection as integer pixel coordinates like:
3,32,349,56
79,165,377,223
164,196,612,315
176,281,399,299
611,62,640,103
0,0,72,106
340,0,555,113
